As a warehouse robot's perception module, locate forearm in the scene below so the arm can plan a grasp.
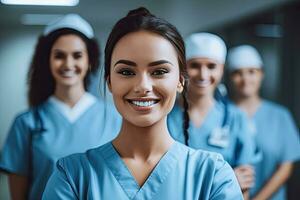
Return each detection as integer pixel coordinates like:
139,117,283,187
252,162,293,200
8,174,29,200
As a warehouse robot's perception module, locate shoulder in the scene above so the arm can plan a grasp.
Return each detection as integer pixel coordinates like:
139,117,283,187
218,101,248,131
12,102,51,124
175,142,227,170
226,101,247,119
56,143,108,173
176,143,242,199
261,100,292,117
11,107,38,128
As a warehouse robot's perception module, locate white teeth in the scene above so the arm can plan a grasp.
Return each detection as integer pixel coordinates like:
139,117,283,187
195,80,211,87
60,71,76,77
131,100,156,107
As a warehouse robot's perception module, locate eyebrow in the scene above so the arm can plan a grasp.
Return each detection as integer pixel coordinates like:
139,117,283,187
114,59,173,67
52,49,85,53
114,60,136,67
148,60,173,66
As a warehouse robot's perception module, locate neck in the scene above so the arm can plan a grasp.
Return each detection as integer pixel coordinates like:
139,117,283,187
113,117,174,161
188,92,215,109
187,91,215,126
234,94,261,117
54,84,85,107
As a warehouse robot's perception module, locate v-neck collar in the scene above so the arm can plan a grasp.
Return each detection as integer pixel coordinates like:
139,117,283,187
48,92,96,123
99,141,181,200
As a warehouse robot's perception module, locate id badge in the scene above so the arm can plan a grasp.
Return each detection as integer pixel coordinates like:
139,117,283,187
208,126,229,148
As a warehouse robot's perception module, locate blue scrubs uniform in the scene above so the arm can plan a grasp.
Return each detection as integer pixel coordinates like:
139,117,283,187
167,101,257,167
42,141,243,200
0,96,121,199
249,100,300,200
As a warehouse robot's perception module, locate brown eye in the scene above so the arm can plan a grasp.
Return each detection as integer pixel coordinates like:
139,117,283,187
73,52,83,59
117,68,135,76
189,62,200,69
207,63,217,70
53,52,65,59
248,69,256,75
152,68,169,76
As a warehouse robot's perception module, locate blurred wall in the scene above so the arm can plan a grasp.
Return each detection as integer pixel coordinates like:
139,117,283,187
0,28,39,148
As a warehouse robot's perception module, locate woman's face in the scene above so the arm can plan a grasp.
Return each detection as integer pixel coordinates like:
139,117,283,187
230,68,263,98
187,58,224,98
109,30,183,127
50,34,89,89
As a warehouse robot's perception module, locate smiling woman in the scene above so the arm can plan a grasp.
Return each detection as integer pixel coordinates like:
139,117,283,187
42,7,243,200
0,14,121,200
109,30,180,128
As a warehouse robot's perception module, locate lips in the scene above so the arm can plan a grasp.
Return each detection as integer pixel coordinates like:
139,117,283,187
59,70,77,78
192,79,211,88
127,98,160,111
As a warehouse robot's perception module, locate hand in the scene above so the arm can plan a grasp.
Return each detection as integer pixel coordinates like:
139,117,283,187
234,165,255,192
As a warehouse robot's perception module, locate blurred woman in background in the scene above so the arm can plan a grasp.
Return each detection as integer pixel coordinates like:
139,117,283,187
227,45,300,200
0,14,120,199
167,33,258,199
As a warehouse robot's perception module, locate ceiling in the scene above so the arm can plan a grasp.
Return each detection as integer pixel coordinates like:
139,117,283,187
0,0,296,37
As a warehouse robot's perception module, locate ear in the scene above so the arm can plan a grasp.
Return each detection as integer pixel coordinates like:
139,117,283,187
177,75,185,93
107,76,112,92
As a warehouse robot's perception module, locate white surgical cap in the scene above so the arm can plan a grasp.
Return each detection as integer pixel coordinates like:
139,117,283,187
43,14,94,39
185,32,227,64
227,45,263,72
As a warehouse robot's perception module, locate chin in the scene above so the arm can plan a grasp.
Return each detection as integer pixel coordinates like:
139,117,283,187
134,118,158,127
124,115,161,128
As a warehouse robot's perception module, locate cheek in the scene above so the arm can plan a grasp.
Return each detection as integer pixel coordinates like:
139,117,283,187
159,78,179,102
212,68,223,80
231,75,242,85
49,61,59,75
187,68,198,78
110,76,128,98
79,59,89,71
212,71,222,82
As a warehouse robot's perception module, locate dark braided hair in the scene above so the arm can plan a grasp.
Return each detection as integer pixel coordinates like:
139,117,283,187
182,83,190,145
104,7,190,138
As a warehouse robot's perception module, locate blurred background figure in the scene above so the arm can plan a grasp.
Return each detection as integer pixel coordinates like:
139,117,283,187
167,32,257,199
1,0,300,199
227,45,300,200
0,14,120,199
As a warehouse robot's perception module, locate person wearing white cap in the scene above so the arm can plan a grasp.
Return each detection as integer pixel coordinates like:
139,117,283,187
167,33,258,198
0,14,121,199
227,45,300,200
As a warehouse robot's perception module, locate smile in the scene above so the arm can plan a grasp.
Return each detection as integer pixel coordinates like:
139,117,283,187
127,99,160,107
193,80,211,87
59,70,77,77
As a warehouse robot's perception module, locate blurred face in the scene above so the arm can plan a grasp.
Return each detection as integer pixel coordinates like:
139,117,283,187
187,58,224,97
50,34,89,89
108,30,183,127
230,68,263,98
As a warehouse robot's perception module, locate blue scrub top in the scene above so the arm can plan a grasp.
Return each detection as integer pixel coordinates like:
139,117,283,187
167,101,257,168
42,141,243,200
0,97,121,199
248,100,300,200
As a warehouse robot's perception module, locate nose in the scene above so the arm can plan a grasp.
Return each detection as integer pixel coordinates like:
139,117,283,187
63,55,74,69
198,66,209,80
133,73,153,94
